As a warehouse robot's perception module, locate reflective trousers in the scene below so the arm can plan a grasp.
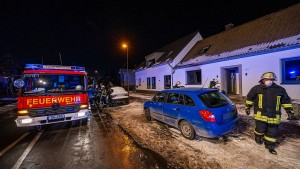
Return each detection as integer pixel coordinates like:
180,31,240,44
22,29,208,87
254,120,279,146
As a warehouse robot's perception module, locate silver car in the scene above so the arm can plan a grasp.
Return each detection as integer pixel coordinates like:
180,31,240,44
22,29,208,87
108,86,129,106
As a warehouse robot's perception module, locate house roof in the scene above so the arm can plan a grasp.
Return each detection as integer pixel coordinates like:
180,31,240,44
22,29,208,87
178,3,300,67
136,31,200,70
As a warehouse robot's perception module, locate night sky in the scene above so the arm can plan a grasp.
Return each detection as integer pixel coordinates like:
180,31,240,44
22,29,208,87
1,0,299,75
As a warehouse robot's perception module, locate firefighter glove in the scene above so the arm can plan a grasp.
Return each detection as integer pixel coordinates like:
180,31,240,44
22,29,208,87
287,111,297,120
246,108,251,115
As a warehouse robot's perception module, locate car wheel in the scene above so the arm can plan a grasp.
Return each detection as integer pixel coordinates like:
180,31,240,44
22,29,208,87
179,120,195,140
144,108,152,121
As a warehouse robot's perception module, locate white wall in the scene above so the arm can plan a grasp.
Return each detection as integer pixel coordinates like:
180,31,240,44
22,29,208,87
135,64,172,91
175,47,300,99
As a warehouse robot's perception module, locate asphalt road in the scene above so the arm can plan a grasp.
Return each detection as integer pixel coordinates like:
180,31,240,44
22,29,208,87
0,98,172,169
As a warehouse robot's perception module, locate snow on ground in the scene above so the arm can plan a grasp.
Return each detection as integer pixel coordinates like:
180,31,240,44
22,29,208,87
105,94,300,169
1,93,299,168
0,103,17,114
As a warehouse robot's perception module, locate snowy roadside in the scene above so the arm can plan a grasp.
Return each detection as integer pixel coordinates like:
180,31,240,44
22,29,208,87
106,94,300,169
0,103,17,114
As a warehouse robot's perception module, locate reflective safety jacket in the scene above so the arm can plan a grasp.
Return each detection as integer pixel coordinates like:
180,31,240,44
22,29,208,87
246,83,293,124
208,81,217,89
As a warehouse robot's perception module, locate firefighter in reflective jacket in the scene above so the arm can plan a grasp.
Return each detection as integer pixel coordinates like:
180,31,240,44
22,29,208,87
208,79,218,89
246,72,297,155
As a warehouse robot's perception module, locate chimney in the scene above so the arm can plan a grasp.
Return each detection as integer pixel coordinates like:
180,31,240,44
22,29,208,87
225,23,234,30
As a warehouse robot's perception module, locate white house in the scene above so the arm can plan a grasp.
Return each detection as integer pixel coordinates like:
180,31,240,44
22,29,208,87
175,3,300,100
135,31,202,92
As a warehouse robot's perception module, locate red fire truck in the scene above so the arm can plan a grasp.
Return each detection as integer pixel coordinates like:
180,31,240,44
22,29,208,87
13,64,90,128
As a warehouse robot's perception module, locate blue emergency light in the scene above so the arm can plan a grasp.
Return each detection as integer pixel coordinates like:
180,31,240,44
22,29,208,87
25,64,85,71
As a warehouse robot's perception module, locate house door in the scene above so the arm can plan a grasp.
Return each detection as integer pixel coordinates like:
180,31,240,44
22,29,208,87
221,65,242,96
226,68,239,95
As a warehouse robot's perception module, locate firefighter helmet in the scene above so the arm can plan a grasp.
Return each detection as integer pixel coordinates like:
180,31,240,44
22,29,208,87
259,72,277,82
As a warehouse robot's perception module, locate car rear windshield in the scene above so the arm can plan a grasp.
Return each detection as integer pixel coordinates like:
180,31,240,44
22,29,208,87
198,91,229,108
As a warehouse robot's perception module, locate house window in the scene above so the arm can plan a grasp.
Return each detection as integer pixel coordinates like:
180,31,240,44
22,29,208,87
147,77,151,89
151,77,156,89
138,78,141,86
164,75,171,89
186,70,202,85
281,56,300,84
195,45,211,55
147,59,155,67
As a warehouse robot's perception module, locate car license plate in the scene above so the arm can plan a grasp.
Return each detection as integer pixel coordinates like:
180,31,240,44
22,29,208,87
47,114,65,120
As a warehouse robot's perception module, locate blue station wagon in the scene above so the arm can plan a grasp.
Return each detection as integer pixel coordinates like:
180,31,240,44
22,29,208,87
144,88,239,139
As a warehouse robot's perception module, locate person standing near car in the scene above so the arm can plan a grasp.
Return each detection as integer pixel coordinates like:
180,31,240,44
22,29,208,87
208,79,218,89
100,85,108,107
245,72,298,155
173,81,181,88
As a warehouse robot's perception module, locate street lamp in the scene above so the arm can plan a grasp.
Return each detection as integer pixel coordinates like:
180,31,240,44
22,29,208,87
122,43,129,96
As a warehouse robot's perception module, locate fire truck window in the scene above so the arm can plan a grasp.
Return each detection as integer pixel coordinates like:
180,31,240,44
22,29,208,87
59,76,64,82
22,74,86,94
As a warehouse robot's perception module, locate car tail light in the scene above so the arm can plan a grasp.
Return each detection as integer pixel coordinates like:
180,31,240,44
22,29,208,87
110,94,116,98
199,110,216,122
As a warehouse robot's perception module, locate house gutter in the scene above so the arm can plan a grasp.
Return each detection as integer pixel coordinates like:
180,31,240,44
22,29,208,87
175,44,300,70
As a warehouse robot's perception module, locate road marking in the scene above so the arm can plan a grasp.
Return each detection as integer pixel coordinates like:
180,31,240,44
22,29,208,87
12,131,43,169
0,132,29,157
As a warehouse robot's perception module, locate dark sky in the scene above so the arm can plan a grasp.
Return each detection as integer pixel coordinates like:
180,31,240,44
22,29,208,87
1,0,299,75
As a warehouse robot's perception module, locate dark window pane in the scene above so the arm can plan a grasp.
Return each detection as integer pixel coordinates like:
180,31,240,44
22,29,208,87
186,70,202,84
184,95,195,106
151,77,156,89
147,78,151,89
164,75,171,89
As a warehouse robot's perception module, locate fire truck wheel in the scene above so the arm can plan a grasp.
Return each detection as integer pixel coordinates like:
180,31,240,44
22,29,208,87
81,118,88,125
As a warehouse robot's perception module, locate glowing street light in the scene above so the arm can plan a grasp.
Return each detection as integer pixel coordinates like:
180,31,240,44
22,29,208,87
122,43,129,96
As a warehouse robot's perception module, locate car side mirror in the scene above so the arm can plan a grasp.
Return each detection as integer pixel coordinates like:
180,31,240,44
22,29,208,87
13,79,25,88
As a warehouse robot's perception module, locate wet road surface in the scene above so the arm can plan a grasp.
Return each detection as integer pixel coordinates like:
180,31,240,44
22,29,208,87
0,105,174,169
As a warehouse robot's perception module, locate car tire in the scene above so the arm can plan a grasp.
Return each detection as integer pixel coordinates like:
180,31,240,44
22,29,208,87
144,108,152,121
179,120,195,140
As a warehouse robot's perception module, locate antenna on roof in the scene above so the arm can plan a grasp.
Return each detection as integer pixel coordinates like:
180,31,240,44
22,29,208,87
201,78,209,89
59,52,62,65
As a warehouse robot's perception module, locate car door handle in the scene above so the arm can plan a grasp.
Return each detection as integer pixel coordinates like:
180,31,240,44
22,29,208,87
173,108,180,111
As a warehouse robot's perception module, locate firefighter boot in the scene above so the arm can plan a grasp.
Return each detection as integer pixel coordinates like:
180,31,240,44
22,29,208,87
255,135,263,145
265,144,277,155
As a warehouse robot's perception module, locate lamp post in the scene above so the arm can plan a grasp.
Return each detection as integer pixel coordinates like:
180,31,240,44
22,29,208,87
122,43,129,96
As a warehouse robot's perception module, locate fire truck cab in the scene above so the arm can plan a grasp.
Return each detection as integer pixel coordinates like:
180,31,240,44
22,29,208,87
13,64,90,128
